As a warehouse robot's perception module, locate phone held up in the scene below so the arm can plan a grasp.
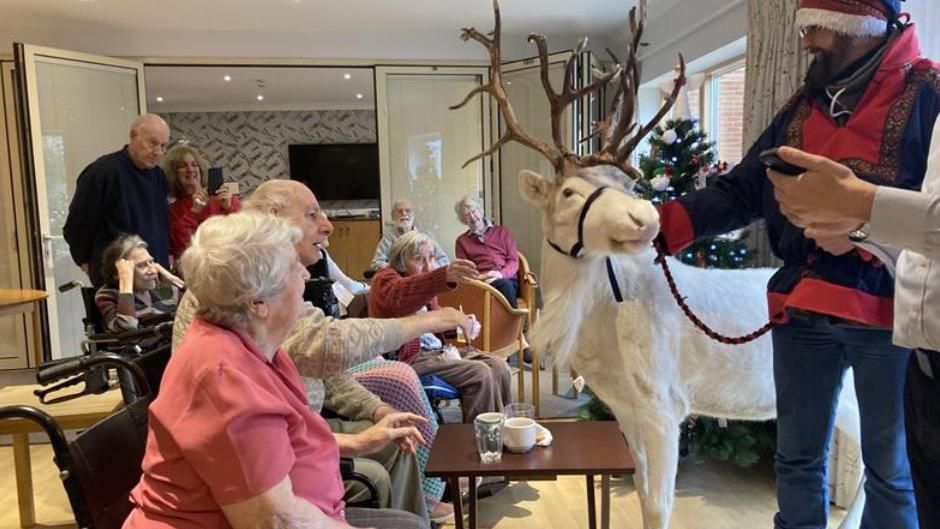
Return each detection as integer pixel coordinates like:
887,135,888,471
759,147,805,177
207,167,224,195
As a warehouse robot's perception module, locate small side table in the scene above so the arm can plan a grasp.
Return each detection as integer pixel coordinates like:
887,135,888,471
0,288,48,367
426,421,635,529
0,383,122,528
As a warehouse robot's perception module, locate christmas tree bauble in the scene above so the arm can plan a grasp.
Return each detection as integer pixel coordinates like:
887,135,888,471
661,129,678,145
650,174,671,191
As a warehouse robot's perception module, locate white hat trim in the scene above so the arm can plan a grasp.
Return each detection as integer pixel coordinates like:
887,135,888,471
796,7,888,37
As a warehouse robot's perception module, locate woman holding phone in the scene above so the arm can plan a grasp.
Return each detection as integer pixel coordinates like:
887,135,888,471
164,144,241,261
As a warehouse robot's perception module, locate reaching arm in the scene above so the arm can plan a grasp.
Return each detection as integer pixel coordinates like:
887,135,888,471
869,187,940,259
322,375,383,422
221,476,354,529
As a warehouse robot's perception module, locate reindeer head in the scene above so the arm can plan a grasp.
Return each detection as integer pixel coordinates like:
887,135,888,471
453,0,684,258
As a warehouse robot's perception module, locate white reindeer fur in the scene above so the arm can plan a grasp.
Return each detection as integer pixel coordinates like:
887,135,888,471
520,168,863,529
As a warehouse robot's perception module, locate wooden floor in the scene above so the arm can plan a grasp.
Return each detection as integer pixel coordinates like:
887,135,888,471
0,443,848,529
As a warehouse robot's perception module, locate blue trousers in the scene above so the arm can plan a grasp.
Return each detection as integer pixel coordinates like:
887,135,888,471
772,318,918,529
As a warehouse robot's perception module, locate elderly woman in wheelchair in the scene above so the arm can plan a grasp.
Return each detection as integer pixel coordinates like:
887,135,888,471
94,234,182,333
124,212,429,529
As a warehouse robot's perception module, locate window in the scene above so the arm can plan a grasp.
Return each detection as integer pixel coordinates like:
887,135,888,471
705,60,746,165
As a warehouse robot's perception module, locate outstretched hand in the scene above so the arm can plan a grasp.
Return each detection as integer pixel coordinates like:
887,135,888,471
446,259,478,283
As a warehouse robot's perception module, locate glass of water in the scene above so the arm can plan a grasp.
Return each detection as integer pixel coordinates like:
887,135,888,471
474,412,505,463
504,402,535,419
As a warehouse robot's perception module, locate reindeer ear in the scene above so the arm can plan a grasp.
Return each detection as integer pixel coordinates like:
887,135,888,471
518,169,555,207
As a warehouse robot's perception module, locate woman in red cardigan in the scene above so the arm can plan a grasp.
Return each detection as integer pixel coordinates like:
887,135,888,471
163,144,240,262
369,231,511,422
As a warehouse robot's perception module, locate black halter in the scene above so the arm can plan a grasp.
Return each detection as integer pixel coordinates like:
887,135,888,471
545,185,624,302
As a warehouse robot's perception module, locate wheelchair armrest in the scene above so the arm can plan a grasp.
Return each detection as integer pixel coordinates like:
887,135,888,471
340,457,381,509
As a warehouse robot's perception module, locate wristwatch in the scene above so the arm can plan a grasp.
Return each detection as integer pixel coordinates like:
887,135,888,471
848,223,870,242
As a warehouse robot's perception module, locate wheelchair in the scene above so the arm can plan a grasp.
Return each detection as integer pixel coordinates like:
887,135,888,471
35,280,175,405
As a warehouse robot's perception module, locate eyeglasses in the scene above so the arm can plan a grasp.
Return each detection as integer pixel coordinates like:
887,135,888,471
799,25,822,39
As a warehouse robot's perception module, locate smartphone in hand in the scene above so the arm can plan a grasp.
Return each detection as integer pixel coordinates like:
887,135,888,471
207,167,224,194
759,147,805,176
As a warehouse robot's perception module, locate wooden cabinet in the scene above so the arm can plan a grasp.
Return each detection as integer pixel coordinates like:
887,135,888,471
328,218,381,280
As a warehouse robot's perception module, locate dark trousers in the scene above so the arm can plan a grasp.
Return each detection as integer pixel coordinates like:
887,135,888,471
490,278,519,308
905,350,940,529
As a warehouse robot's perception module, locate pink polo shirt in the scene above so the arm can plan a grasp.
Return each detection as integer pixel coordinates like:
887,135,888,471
124,318,344,529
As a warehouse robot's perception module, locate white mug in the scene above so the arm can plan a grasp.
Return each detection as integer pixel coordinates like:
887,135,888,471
502,417,537,453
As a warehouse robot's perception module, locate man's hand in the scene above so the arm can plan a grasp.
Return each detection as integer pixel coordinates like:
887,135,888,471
809,232,855,256
80,263,90,275
355,412,427,456
446,259,478,283
767,146,877,230
116,259,136,293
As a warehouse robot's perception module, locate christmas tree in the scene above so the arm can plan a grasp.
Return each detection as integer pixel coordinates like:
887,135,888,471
579,117,775,467
638,118,754,269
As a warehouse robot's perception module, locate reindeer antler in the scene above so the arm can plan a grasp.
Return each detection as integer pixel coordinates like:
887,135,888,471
450,0,563,170
454,0,686,183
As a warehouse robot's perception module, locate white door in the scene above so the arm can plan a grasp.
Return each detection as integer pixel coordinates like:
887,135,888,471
375,66,492,260
15,44,146,360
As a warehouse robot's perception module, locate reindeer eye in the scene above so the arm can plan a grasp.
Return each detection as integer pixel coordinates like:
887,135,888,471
562,188,575,198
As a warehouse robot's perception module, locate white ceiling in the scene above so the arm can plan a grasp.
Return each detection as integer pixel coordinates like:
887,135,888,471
3,0,685,112
145,66,375,112
0,0,682,61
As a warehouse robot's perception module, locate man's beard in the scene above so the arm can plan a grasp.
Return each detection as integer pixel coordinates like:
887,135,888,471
804,54,833,96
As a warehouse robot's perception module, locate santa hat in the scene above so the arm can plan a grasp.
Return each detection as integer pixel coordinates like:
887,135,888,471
796,0,900,37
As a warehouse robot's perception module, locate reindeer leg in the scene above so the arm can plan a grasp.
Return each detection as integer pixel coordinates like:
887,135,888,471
632,412,681,529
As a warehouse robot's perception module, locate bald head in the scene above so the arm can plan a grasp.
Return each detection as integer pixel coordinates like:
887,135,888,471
245,179,309,216
245,179,332,266
128,113,170,170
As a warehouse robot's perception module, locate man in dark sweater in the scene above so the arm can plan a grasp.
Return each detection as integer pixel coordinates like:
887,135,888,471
64,113,171,286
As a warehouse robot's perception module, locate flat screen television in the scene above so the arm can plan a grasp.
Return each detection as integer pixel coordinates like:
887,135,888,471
288,143,380,201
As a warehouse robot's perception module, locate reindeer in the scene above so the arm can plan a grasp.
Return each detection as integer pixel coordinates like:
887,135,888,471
452,2,863,528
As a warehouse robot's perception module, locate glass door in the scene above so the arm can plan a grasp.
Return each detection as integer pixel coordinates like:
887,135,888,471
498,52,584,278
15,44,146,360
375,66,492,260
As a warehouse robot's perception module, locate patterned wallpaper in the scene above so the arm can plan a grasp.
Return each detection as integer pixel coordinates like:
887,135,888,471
163,109,376,193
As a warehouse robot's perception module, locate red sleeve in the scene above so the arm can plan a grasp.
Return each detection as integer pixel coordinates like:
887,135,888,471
455,234,469,260
496,227,519,279
169,200,201,260
173,365,296,505
369,266,452,317
656,201,696,255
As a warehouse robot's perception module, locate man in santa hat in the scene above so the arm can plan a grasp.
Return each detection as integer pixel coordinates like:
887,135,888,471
656,1,937,527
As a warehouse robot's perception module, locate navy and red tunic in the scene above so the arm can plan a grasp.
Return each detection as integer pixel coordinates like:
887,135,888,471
658,26,940,328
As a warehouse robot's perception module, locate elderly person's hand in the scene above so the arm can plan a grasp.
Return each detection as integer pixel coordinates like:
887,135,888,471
116,258,136,293
350,412,428,456
479,270,502,283
154,262,185,289
767,146,877,233
446,259,478,283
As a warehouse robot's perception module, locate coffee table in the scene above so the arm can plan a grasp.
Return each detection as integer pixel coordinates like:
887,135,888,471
425,421,634,529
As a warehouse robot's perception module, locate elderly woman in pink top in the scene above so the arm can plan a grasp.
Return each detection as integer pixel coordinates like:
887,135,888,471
454,195,520,307
123,212,428,529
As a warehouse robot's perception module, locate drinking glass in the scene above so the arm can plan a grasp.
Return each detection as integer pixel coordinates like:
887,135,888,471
474,412,505,463
504,402,535,419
